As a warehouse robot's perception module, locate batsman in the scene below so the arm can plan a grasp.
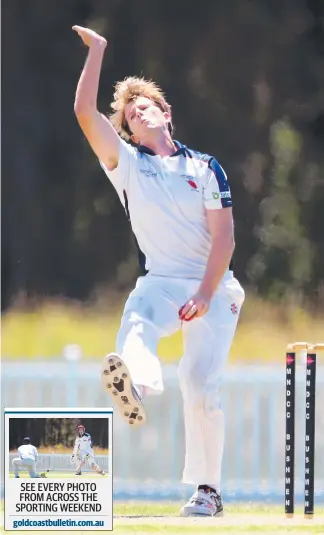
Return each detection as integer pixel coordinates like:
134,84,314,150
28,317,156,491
71,425,105,476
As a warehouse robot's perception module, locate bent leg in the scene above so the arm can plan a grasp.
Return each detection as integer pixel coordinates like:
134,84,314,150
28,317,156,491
89,456,104,474
116,314,163,394
116,276,183,394
101,275,184,425
25,460,40,478
12,458,21,477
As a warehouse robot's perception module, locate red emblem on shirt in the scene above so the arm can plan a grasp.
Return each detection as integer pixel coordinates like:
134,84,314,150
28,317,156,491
187,179,197,190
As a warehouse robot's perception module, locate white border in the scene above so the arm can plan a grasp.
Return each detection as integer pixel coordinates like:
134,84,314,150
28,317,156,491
4,408,113,531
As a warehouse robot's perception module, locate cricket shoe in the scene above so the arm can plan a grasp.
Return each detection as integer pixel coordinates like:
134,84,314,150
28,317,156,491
75,471,82,476
101,353,146,426
180,488,224,517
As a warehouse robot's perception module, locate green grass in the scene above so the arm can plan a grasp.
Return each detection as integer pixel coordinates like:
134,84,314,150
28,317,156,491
112,524,324,534
114,502,271,515
1,502,323,534
113,502,323,517
2,293,324,362
9,447,109,455
111,503,324,534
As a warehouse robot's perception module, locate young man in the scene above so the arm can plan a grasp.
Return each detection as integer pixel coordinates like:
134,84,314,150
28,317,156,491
12,437,46,478
73,25,245,517
71,425,105,476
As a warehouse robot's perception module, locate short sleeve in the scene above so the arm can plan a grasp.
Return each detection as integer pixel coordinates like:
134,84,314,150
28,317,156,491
99,139,137,199
203,158,233,210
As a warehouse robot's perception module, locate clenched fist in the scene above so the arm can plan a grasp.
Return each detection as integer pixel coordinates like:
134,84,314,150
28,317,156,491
72,25,107,48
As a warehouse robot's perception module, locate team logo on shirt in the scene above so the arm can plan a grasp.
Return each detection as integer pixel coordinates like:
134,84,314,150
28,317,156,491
182,175,199,192
231,302,238,314
140,168,157,178
213,191,231,200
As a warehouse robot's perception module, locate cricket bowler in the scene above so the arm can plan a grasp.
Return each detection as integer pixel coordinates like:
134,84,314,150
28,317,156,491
73,25,244,516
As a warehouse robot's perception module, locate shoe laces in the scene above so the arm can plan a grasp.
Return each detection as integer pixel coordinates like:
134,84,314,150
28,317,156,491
190,489,215,507
192,489,222,509
209,491,222,509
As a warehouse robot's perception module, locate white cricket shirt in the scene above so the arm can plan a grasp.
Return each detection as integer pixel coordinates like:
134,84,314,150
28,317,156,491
73,433,93,454
100,140,233,279
18,445,38,461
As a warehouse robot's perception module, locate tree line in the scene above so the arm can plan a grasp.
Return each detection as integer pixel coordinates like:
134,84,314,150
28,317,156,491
9,418,109,449
2,0,324,312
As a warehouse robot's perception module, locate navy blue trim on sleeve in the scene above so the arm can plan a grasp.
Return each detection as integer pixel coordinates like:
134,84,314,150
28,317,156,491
205,157,234,270
208,158,232,208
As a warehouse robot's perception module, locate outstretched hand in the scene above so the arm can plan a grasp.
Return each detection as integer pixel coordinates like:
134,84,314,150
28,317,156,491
72,25,107,48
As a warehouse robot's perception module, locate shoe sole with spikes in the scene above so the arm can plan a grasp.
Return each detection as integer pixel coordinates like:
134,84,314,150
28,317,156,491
101,353,146,426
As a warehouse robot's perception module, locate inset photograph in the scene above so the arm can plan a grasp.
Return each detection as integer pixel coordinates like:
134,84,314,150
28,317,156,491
9,417,109,478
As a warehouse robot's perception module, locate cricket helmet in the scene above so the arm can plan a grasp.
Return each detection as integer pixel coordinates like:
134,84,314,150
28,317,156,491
77,425,85,437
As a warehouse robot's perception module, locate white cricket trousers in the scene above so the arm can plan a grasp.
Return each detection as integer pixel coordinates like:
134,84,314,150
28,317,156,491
116,271,245,490
75,452,102,473
12,457,38,477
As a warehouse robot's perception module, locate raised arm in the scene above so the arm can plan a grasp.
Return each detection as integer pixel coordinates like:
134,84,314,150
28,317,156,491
72,26,120,171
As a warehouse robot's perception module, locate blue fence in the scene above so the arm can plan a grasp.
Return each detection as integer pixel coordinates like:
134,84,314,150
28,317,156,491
2,360,324,502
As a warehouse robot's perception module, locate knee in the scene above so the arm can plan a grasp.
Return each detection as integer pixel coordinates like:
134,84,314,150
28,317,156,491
178,361,221,412
116,314,158,354
203,387,222,417
178,359,206,398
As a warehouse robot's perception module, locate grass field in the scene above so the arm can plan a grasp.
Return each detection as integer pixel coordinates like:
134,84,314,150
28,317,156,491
1,502,323,534
2,293,324,362
9,471,108,478
9,447,109,455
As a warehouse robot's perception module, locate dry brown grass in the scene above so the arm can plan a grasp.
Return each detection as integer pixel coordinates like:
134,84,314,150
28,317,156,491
2,292,323,363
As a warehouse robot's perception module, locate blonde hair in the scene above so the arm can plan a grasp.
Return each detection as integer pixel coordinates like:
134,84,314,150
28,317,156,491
109,76,173,141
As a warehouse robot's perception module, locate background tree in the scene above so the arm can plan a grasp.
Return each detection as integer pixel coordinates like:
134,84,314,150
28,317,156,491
2,0,324,312
9,418,109,449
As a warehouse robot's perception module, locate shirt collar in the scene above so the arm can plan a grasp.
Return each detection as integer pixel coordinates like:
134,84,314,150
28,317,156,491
137,140,192,158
